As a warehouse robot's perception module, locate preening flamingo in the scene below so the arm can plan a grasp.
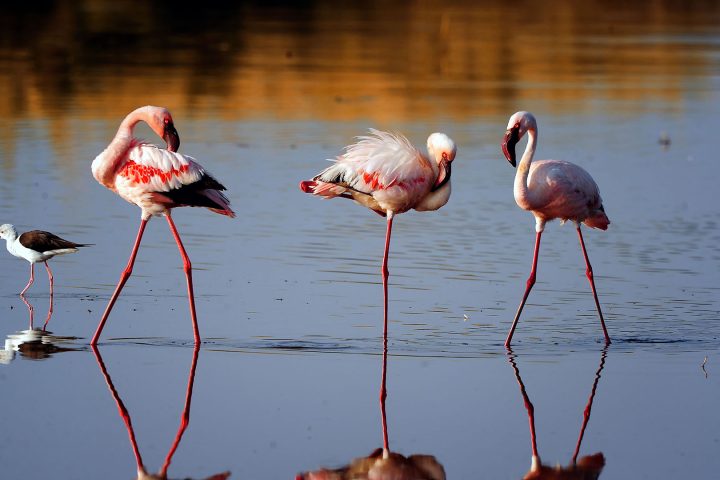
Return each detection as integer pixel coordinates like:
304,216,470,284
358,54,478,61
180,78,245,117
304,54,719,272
501,111,610,347
299,129,456,339
0,224,89,296
90,105,234,346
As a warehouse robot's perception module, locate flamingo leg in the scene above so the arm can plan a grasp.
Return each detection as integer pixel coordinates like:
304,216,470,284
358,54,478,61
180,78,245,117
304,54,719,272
165,215,201,345
160,344,200,477
506,231,542,347
576,226,611,344
20,263,35,295
381,212,394,341
43,261,54,297
91,218,149,346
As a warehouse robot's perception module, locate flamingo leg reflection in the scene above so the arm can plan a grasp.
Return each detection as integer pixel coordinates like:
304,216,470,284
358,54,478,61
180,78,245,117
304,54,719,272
380,337,389,454
92,344,200,478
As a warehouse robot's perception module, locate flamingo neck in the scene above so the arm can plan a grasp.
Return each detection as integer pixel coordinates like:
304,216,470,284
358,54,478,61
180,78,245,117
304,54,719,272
116,108,146,141
514,128,538,212
91,108,147,188
415,180,451,211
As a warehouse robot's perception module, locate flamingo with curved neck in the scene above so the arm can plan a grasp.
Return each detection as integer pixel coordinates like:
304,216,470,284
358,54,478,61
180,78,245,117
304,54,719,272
501,111,611,346
299,129,457,341
90,105,234,346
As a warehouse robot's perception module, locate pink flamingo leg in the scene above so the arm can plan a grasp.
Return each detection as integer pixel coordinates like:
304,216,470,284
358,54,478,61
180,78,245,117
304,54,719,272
379,337,389,454
43,261,54,297
160,344,200,477
576,226,611,344
506,231,542,347
165,215,201,345
92,345,146,474
20,263,35,295
91,218,149,346
381,212,394,341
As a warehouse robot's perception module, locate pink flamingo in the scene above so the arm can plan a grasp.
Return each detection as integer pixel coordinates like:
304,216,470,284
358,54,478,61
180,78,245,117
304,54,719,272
299,129,457,339
90,106,234,346
501,111,611,347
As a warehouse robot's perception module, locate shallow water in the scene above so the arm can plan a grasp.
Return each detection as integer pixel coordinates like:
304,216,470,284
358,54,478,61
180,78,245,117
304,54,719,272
1,1,719,479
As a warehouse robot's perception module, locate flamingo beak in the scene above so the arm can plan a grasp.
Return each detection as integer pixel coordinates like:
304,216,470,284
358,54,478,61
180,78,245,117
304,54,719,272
502,127,519,167
164,123,180,152
431,157,451,192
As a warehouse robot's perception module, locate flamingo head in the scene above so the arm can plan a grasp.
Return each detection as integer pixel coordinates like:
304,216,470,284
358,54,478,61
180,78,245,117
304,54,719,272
427,133,456,191
502,111,536,167
0,224,17,241
143,106,180,152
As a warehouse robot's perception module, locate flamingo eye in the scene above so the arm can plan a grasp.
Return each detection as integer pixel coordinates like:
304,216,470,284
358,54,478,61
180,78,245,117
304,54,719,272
442,152,449,161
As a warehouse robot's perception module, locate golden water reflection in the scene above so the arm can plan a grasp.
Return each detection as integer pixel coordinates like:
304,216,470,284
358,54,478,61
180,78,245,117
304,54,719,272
1,0,718,125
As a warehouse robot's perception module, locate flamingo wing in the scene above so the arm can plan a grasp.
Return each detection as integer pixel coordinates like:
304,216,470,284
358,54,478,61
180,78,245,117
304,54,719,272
314,129,432,196
116,143,233,216
118,143,206,192
530,160,603,220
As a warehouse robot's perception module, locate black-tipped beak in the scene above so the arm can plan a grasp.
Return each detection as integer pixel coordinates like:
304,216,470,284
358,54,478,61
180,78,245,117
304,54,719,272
431,158,451,192
164,123,180,152
502,127,519,167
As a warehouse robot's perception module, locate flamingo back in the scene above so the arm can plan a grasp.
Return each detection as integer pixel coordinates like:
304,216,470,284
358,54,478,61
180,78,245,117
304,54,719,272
526,160,609,229
307,129,435,214
114,143,233,217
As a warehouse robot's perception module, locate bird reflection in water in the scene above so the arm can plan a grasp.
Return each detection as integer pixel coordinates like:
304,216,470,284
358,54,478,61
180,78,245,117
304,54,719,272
92,345,230,480
0,294,79,364
508,347,609,480
296,339,445,480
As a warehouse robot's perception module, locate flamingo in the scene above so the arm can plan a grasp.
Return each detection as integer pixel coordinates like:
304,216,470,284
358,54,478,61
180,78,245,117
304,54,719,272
299,129,457,339
501,111,611,347
90,105,234,346
0,224,89,296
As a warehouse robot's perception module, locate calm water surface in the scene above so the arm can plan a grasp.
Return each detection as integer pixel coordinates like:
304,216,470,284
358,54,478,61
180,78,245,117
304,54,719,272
0,1,719,479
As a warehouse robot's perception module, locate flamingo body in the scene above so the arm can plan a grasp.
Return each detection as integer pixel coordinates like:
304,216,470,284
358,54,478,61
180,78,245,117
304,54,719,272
300,129,456,340
502,111,610,346
92,132,233,220
519,159,608,231
300,129,454,216
90,105,234,346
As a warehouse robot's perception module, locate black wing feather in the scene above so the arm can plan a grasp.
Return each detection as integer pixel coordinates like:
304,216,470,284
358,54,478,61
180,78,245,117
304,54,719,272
20,231,90,251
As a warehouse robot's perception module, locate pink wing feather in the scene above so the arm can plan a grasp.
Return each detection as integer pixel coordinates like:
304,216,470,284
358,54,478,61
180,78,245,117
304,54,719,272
117,142,205,192
311,129,432,197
